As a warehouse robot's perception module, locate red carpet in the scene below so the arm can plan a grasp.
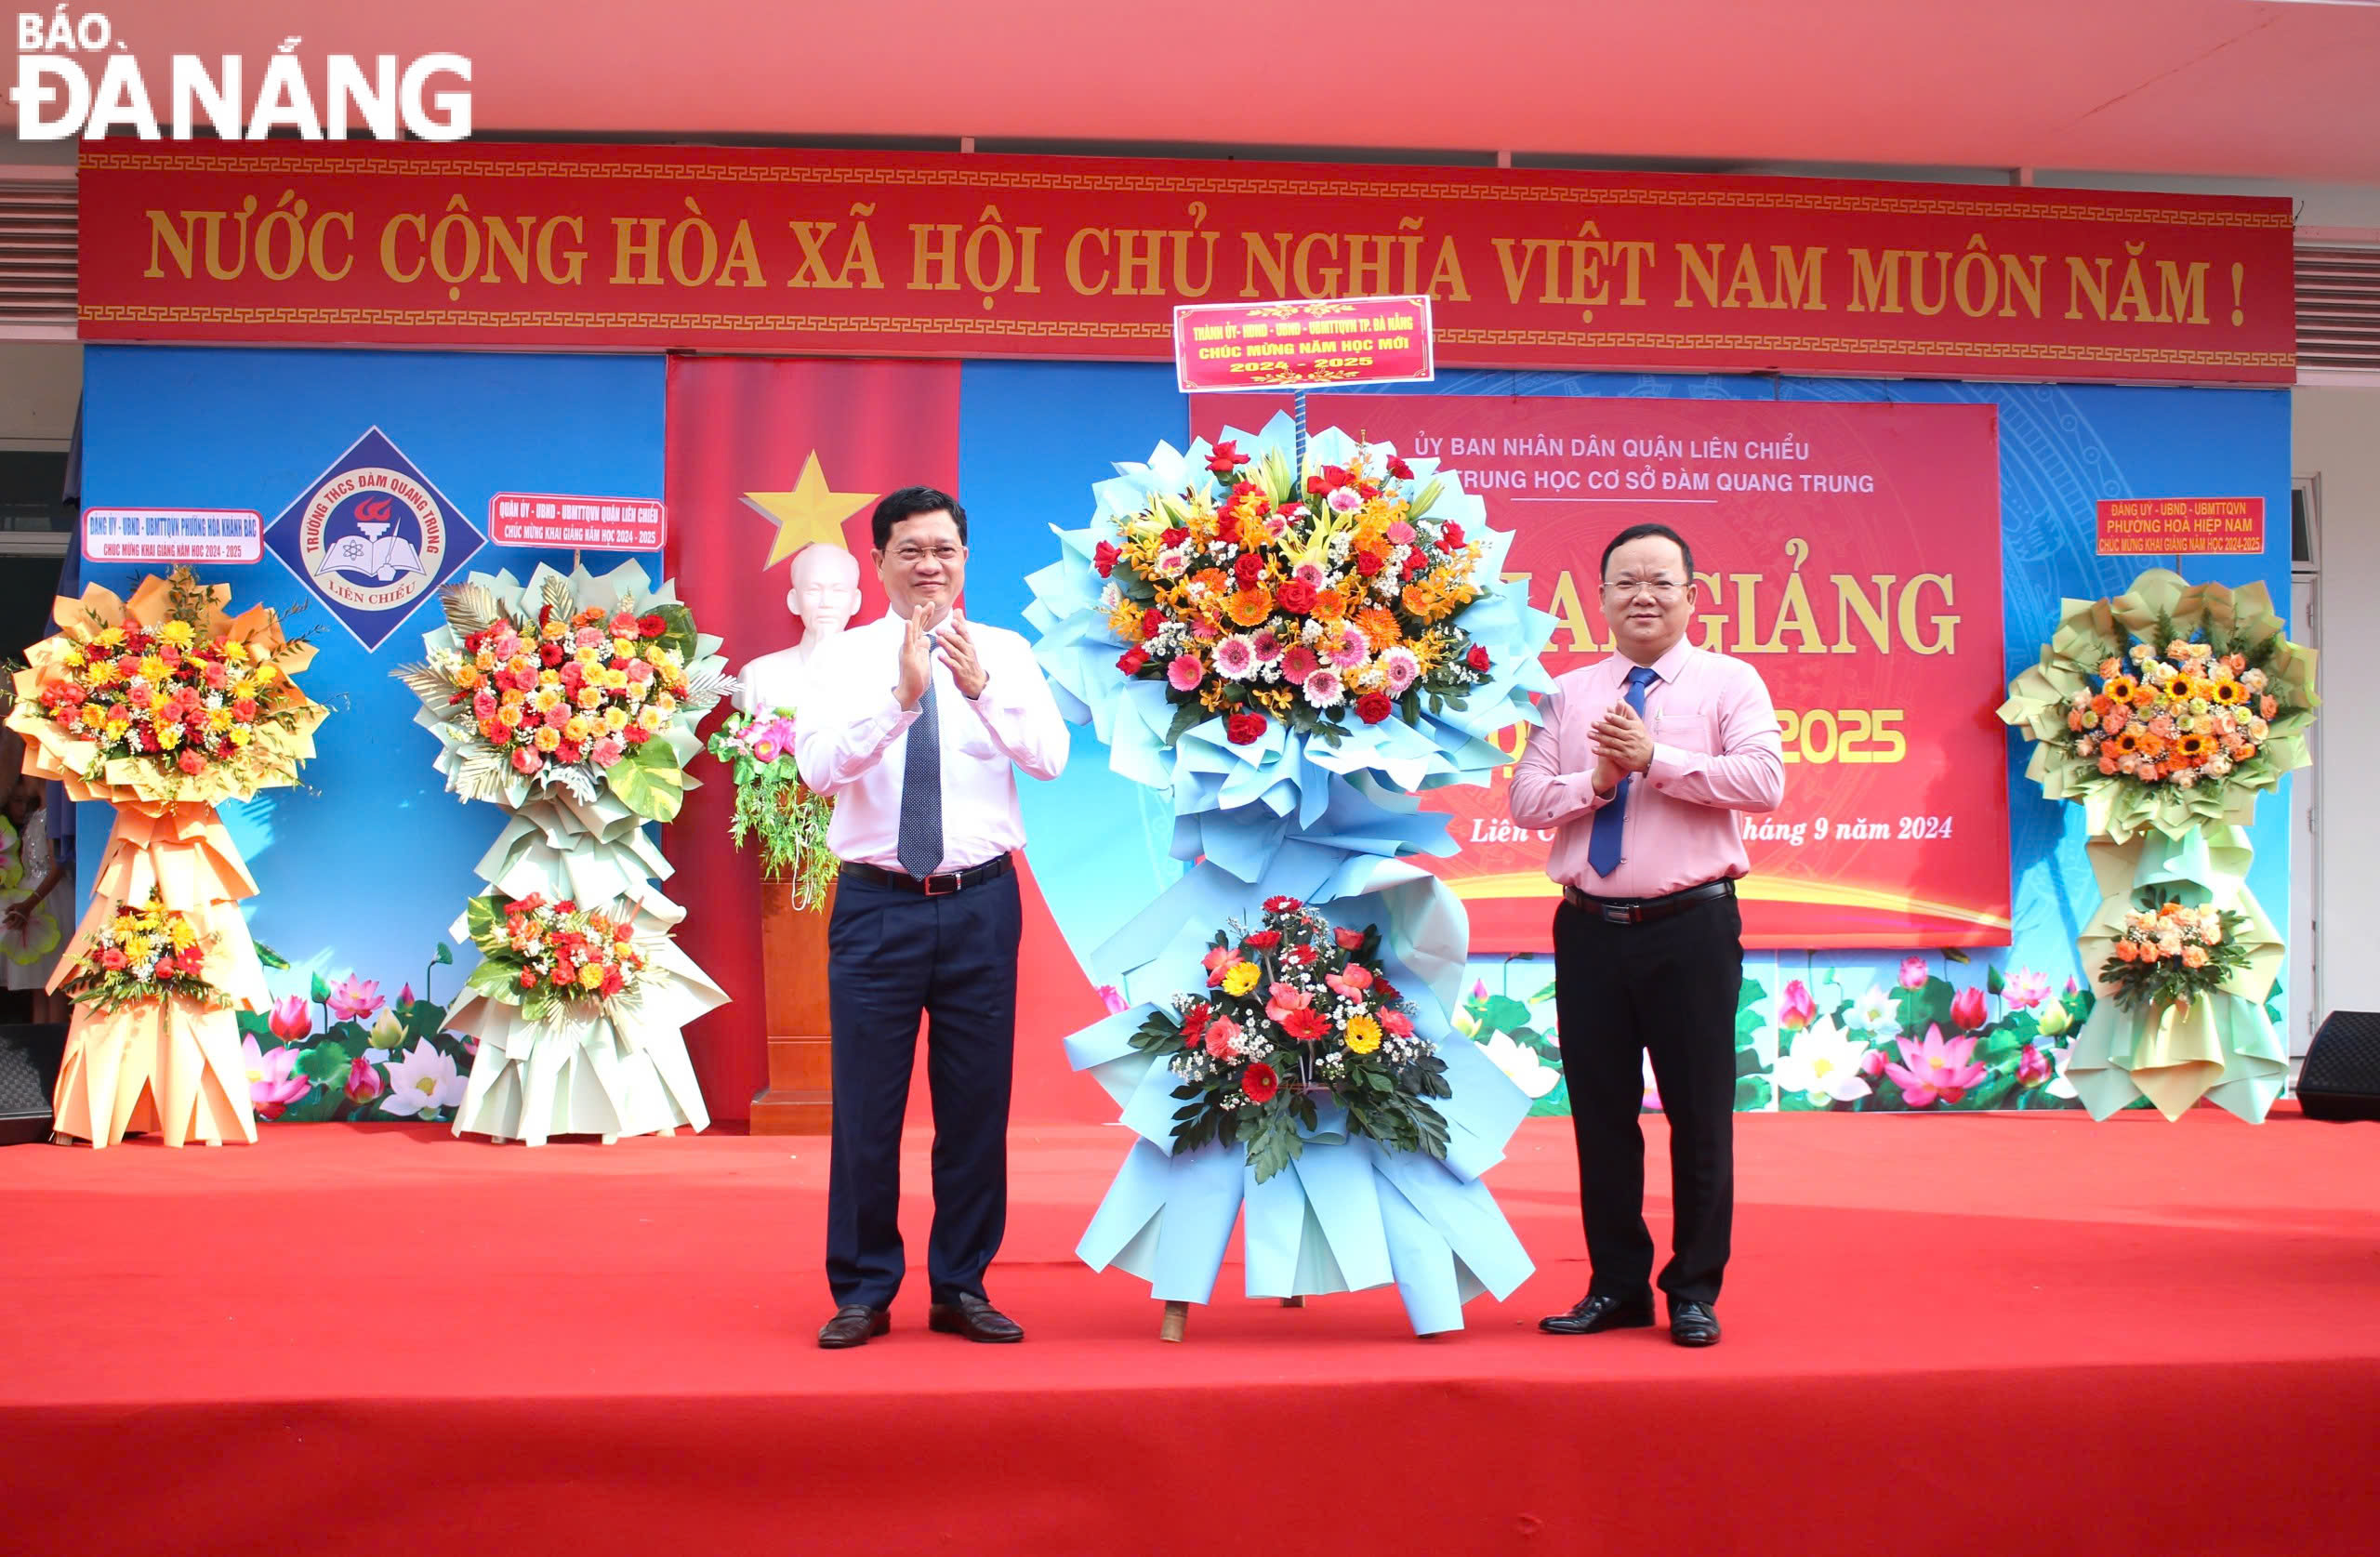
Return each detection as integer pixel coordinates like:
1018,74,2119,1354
7,1109,2378,1556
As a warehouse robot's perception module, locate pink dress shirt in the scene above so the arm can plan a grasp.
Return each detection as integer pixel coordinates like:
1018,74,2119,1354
1508,639,1785,898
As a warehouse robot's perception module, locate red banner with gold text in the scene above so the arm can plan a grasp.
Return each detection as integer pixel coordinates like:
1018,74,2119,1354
1194,394,2011,952
78,142,2292,384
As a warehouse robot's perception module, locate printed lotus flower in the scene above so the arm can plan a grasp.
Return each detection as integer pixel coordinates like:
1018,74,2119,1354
1475,1031,1559,1100
345,1052,385,1104
267,993,311,1045
2016,1043,2054,1089
2003,970,2053,1010
1898,957,1929,991
1883,1024,1988,1108
242,1034,310,1121
1772,1018,1872,1105
1777,979,1817,1032
1097,983,1128,1015
326,975,385,1024
2033,999,2074,1038
1844,985,1901,1039
1949,985,1989,1032
377,1039,467,1118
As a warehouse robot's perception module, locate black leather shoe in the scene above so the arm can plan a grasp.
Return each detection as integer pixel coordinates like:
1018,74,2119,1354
928,1292,1025,1343
1539,1292,1656,1335
1668,1300,1722,1347
816,1304,890,1349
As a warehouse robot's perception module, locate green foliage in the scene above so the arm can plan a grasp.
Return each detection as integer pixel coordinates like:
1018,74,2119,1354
604,735,687,823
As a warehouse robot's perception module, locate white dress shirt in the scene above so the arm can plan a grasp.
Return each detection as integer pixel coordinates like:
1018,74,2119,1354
793,611,1069,873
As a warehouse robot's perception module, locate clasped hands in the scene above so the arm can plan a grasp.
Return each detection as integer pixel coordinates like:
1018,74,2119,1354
895,603,987,708
1587,699,1655,796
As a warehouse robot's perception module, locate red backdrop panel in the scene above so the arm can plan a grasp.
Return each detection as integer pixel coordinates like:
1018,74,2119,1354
1195,393,2011,951
665,356,1109,1124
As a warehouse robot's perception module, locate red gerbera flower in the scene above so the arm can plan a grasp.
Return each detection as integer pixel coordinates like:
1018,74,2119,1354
1242,1062,1279,1104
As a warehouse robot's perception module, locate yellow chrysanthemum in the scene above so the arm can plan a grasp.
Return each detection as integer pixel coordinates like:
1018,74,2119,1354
112,913,139,937
60,647,85,669
252,664,278,684
157,620,196,648
94,627,125,649
154,721,183,749
168,919,197,951
577,963,606,991
1344,1013,1383,1053
120,934,152,964
1222,961,1263,997
137,655,171,683
229,727,253,747
207,707,235,732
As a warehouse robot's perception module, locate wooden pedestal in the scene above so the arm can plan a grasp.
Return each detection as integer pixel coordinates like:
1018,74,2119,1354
748,875,835,1135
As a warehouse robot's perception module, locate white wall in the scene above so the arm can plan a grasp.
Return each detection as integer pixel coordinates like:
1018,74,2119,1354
2295,387,2380,1025
0,340,80,448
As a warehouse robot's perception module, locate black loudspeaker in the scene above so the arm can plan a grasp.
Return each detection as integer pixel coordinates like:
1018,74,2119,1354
2299,1011,2380,1123
0,1023,66,1145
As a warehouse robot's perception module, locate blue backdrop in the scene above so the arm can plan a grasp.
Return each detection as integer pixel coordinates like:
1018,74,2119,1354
76,348,2290,1110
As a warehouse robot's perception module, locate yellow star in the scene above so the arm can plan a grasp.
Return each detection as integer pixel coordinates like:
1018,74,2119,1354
742,452,877,568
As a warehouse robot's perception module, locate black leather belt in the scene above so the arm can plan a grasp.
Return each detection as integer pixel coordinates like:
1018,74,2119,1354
840,854,1014,897
1562,877,1734,926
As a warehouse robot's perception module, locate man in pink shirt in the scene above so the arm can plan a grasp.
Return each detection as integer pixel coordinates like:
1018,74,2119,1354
1509,522,1784,1348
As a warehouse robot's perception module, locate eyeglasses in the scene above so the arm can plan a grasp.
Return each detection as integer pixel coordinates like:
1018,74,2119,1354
892,545,963,563
1602,577,1685,601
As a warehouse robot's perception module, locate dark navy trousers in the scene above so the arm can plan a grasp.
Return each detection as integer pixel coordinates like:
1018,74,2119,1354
823,865,1021,1309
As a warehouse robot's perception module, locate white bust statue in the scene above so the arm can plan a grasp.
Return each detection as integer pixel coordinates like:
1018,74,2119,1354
734,543,866,715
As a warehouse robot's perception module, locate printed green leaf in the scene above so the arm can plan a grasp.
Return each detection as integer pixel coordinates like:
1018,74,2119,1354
603,737,688,823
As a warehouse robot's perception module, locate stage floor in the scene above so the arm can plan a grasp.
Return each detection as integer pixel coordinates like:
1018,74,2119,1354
7,1109,2378,1556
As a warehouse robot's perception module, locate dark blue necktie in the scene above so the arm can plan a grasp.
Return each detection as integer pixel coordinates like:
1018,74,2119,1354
1586,665,1659,877
896,649,945,877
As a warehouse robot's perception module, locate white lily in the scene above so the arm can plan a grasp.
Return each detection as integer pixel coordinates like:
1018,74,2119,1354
1476,1031,1559,1100
1772,1016,1873,1105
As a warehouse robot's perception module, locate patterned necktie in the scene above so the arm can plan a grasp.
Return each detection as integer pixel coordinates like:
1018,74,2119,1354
1586,665,1660,877
896,661,945,877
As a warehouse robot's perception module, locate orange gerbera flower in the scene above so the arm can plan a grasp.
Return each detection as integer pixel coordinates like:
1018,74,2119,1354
1311,587,1348,622
1192,568,1231,599
1226,587,1274,627
1355,606,1403,650
2129,680,2158,707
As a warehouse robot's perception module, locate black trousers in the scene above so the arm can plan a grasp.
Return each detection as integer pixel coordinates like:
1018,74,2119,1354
1551,891,1741,1306
824,866,1021,1309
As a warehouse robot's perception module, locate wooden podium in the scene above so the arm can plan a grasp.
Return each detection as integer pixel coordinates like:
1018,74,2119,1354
748,875,835,1134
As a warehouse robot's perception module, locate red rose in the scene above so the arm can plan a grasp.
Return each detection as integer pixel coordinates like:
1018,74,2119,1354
1160,526,1190,548
1263,895,1302,913
1093,540,1119,577
232,698,258,721
1140,608,1166,640
100,947,126,970
1242,930,1282,950
600,966,625,996
639,614,668,639
1466,645,1492,673
1386,455,1415,480
1225,710,1267,746
154,957,178,979
1117,646,1151,676
1333,927,1367,950
1373,978,1401,1005
1233,553,1264,588
519,970,538,989
1275,580,1317,615
1321,465,1348,486
1283,1009,1330,1043
178,747,206,775
624,725,652,746
1355,692,1393,725
1401,551,1429,580
1441,521,1466,548
1242,1062,1280,1104
1207,440,1250,475
1354,549,1384,577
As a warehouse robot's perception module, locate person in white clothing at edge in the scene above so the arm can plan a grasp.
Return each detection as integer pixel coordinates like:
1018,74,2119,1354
793,486,1069,1350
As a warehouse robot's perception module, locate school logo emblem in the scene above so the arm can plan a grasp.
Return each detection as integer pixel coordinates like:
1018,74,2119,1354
266,428,483,651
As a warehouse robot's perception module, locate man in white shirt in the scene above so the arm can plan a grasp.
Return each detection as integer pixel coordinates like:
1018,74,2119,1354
794,487,1069,1350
